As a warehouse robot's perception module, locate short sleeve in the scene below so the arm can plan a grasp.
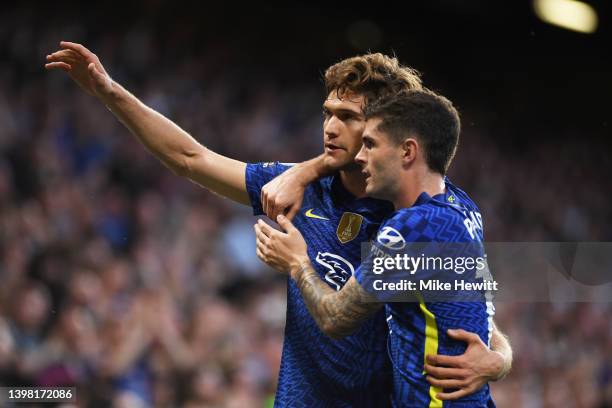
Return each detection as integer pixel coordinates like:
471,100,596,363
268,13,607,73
245,162,292,215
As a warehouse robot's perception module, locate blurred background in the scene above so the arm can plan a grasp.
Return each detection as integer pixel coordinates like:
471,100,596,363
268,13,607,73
0,1,611,407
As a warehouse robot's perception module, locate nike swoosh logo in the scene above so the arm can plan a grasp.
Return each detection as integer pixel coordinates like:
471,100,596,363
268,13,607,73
305,209,329,220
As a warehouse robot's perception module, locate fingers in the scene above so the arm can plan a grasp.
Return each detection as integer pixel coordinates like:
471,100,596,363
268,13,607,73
261,189,268,218
423,364,468,380
47,49,79,60
447,328,482,344
254,224,270,262
45,51,80,70
426,376,466,389
44,62,71,72
268,199,278,223
257,219,279,238
436,388,472,401
276,214,296,232
254,222,270,244
426,353,463,368
261,188,279,221
262,190,275,220
285,204,300,221
59,41,92,58
256,246,266,262
255,235,269,257
88,62,106,84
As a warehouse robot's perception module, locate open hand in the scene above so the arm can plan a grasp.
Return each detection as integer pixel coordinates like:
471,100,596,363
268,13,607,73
45,41,113,99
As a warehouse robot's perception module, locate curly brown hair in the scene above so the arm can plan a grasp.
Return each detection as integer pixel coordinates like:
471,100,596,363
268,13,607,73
324,53,423,103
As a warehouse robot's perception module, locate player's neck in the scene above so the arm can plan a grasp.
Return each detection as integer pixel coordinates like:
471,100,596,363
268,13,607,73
394,169,445,209
339,168,367,198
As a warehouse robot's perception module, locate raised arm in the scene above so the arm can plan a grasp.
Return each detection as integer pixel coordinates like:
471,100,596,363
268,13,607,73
45,41,249,204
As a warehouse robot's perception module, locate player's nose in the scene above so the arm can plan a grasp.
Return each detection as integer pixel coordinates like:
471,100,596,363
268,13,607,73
355,145,367,166
324,115,341,139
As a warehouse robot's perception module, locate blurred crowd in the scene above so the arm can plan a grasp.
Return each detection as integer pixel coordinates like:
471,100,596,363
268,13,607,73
1,8,611,408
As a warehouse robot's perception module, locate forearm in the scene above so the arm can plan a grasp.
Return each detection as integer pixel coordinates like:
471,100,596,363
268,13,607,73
289,154,335,186
99,82,249,204
46,43,250,200
292,263,380,339
490,322,512,380
100,82,204,176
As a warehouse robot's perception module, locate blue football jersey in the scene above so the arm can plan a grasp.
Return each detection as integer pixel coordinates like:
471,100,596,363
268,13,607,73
356,180,496,408
246,162,395,408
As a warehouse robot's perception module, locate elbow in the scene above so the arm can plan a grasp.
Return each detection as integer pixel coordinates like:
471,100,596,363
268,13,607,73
326,331,346,341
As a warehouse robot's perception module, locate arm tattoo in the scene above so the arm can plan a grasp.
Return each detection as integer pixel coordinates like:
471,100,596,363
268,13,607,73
294,262,383,339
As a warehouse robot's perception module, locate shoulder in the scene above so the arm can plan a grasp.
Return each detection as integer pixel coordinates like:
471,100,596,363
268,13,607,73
383,207,430,229
246,161,294,180
255,161,295,172
383,198,463,228
374,207,432,248
445,179,481,214
376,198,475,247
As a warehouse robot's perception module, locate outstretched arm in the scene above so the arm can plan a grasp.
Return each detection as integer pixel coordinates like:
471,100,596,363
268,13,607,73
253,215,381,338
46,41,249,204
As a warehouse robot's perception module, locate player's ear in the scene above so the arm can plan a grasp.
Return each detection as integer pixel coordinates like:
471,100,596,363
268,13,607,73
401,138,418,165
